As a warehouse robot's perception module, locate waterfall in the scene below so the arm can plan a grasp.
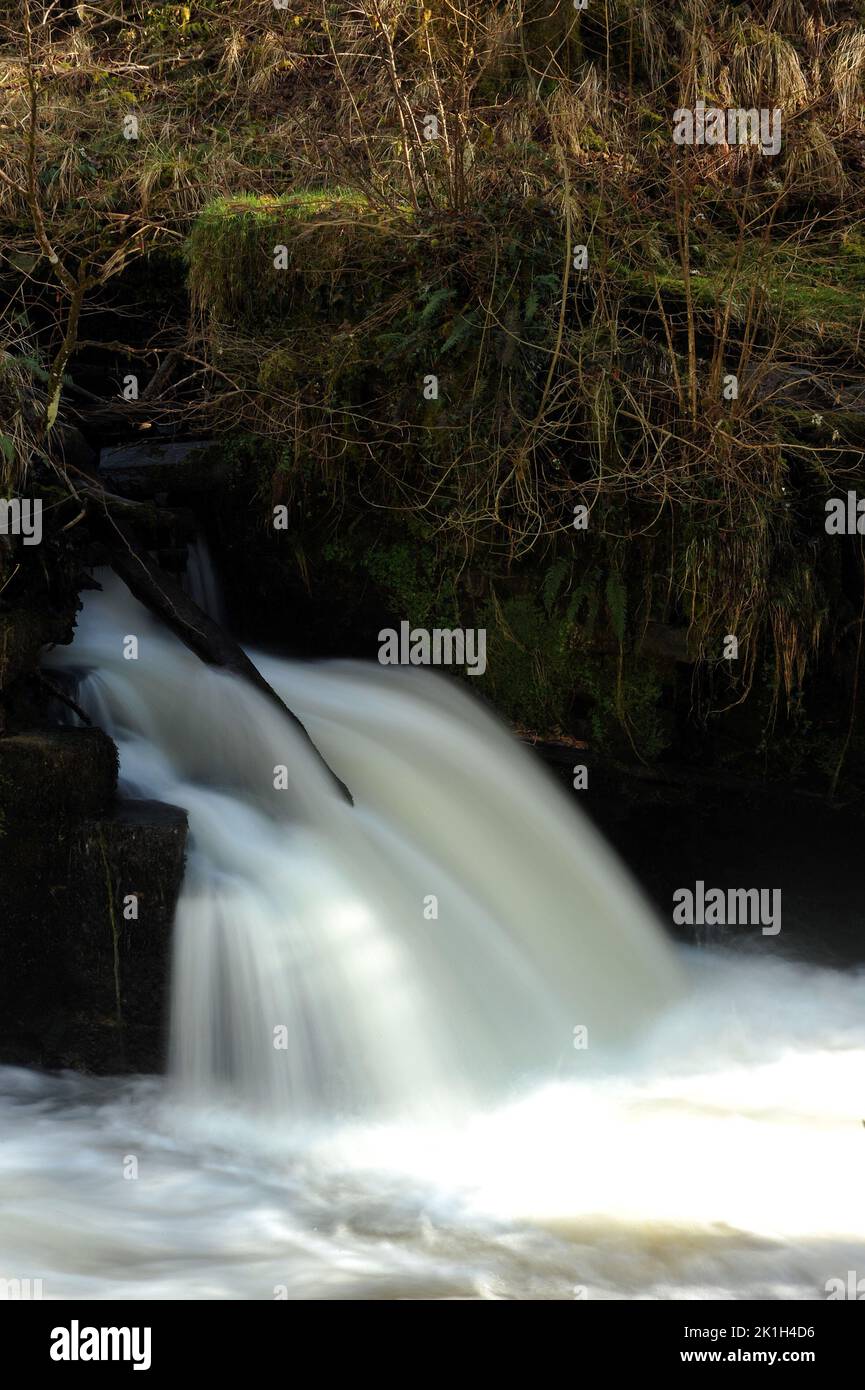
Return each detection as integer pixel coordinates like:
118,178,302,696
179,535,227,625
46,570,683,1119
8,562,863,1299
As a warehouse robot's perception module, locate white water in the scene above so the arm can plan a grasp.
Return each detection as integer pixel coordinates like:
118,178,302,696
49,573,684,1118
180,536,227,627
1,573,862,1299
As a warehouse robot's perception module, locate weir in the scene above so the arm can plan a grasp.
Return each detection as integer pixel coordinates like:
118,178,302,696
46,568,683,1118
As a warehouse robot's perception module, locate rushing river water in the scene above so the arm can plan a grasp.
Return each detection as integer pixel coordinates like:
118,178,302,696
1,569,862,1300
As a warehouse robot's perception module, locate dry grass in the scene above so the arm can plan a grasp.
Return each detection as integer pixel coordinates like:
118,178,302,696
1,0,864,753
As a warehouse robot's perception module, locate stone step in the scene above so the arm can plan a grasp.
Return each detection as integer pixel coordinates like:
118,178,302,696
0,727,118,823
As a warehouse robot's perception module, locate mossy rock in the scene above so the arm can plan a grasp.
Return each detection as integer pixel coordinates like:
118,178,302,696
187,188,413,329
0,608,66,696
0,798,188,1072
0,727,118,825
609,230,865,351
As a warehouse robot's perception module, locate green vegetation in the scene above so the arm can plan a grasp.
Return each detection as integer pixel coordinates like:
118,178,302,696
2,2,865,788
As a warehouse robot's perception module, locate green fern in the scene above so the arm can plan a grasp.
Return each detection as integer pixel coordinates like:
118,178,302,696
419,287,456,323
541,557,570,613
441,313,478,355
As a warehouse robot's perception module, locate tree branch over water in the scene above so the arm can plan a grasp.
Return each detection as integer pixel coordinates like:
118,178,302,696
93,509,354,806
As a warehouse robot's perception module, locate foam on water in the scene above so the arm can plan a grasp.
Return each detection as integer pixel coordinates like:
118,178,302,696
1,946,863,1299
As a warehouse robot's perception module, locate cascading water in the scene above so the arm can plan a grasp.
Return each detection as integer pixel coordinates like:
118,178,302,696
0,564,862,1299
47,572,683,1117
179,535,227,628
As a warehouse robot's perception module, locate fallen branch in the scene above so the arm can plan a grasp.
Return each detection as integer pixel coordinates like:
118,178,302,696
36,674,93,727
90,511,353,806
76,479,193,526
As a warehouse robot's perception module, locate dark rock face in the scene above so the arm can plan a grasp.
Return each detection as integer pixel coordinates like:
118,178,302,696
0,728,187,1073
0,726,118,822
98,438,216,497
536,742,865,969
0,605,82,731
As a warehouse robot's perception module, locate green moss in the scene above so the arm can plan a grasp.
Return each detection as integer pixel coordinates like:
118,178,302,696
481,594,578,731
362,540,445,630
322,522,459,634
186,188,411,328
610,231,865,347
579,651,670,762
